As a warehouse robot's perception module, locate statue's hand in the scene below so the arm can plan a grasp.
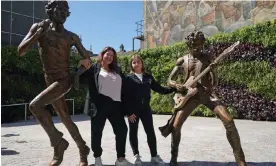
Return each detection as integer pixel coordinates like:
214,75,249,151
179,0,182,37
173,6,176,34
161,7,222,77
79,59,92,69
37,19,51,36
210,61,218,69
175,84,187,94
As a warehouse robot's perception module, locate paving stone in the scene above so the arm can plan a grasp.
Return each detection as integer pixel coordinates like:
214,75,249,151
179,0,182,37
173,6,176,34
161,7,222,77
1,115,276,166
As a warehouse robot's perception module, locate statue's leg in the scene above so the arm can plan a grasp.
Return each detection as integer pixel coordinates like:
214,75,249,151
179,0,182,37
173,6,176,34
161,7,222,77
29,77,72,166
170,100,199,166
29,81,70,146
214,105,247,166
204,99,247,166
52,95,90,166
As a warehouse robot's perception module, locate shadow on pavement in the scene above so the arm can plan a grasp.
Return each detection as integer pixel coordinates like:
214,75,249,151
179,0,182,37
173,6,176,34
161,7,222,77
1,148,20,156
1,134,20,137
1,114,90,128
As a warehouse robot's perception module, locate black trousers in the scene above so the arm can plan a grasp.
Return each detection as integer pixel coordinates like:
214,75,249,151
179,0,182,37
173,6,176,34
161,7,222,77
128,107,157,157
90,95,128,158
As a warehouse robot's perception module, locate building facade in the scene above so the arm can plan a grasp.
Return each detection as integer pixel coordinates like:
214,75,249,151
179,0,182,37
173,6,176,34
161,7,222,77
143,0,276,49
1,0,48,46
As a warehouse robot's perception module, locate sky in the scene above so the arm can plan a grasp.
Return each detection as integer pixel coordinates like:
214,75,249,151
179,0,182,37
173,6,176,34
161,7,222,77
64,1,143,54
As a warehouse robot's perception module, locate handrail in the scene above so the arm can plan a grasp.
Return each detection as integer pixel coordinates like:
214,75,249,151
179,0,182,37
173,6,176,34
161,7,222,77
1,99,75,122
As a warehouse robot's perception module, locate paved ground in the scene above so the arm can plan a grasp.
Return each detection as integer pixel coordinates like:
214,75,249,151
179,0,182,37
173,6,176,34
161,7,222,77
1,115,276,166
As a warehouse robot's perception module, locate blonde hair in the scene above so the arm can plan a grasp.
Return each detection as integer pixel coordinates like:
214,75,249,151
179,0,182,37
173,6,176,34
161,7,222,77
130,54,145,73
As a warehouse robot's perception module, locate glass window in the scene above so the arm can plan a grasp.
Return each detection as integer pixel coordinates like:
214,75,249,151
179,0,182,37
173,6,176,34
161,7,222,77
12,1,33,16
1,11,11,32
1,32,10,45
12,14,33,35
11,34,24,46
34,1,48,19
1,1,11,11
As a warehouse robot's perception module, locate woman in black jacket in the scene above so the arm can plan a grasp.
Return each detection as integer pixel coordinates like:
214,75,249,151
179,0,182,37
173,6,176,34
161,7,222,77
79,46,130,166
126,55,176,166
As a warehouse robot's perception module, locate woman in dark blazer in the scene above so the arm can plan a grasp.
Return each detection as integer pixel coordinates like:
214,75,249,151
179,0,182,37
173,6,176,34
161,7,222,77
79,46,130,166
126,54,176,166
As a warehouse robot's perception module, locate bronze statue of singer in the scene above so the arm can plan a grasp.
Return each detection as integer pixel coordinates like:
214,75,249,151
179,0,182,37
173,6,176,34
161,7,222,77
18,1,91,166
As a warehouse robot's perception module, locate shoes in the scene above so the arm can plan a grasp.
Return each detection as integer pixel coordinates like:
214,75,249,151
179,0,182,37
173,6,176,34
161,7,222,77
95,157,103,166
151,155,165,166
133,154,142,166
115,158,131,166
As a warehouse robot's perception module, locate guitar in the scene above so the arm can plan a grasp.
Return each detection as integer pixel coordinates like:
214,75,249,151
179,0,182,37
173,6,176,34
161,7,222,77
173,41,240,111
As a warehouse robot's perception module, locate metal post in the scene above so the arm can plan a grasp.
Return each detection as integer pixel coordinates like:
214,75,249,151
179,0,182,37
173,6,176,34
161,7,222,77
84,89,90,115
133,37,135,52
25,104,27,121
10,1,12,45
73,99,75,116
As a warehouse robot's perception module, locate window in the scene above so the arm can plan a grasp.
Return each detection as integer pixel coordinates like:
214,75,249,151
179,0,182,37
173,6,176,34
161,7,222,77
12,1,33,16
12,14,33,35
1,11,11,32
1,32,10,45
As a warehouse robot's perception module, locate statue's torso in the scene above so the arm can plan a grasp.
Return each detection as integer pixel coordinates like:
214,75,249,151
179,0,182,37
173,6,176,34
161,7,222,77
38,29,73,74
181,54,212,88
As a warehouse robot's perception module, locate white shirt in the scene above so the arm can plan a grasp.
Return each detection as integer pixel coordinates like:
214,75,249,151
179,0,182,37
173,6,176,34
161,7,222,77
98,68,122,102
134,73,143,82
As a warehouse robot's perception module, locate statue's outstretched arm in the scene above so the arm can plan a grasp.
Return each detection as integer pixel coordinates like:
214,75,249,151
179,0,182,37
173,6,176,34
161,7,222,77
72,33,90,59
167,57,184,89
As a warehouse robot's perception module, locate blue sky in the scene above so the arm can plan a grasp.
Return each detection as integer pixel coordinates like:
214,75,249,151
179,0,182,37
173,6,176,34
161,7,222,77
64,1,143,54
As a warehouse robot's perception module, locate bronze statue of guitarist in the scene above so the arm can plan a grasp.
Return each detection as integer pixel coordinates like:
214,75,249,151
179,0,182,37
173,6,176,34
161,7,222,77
159,31,247,166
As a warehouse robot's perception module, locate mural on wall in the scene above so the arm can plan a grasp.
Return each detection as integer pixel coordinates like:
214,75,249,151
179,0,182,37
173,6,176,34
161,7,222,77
145,0,276,48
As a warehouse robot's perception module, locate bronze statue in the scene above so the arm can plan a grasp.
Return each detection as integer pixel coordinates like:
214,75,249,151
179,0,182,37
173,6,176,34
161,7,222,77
119,44,126,53
159,31,247,166
18,1,91,166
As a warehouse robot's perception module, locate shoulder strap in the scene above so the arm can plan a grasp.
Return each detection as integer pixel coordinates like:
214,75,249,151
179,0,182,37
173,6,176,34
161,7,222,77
194,60,203,83
183,55,189,83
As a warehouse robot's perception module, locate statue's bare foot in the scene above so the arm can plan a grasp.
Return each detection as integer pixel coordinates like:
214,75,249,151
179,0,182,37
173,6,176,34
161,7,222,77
79,145,90,166
237,161,247,166
49,138,69,166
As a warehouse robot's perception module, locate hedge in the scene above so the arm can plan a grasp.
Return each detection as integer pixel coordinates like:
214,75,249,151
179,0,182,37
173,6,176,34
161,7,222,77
118,20,276,121
1,20,276,123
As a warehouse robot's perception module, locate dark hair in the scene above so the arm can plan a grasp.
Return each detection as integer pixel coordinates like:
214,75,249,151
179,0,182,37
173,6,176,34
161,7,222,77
97,46,119,73
130,54,145,73
185,30,205,49
45,0,70,21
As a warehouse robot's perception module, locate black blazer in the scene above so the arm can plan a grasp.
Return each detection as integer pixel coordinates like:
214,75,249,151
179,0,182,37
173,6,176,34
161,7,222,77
79,62,129,117
125,73,176,116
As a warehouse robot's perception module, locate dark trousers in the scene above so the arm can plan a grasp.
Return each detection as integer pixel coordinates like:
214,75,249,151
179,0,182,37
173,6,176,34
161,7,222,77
128,107,157,157
90,95,128,158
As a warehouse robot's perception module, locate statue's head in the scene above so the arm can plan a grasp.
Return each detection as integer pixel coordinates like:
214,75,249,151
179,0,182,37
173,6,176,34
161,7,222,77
45,0,70,24
185,30,205,56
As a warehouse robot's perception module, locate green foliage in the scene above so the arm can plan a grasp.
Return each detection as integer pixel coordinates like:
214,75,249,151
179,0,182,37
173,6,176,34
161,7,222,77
1,46,43,74
1,20,275,122
118,55,131,74
218,61,276,100
116,20,276,116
